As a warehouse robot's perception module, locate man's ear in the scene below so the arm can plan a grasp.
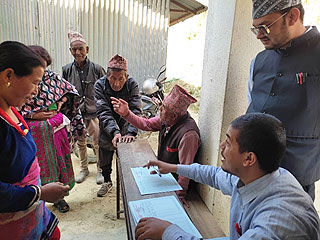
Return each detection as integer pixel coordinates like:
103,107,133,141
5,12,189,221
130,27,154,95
243,152,257,167
2,68,14,81
287,8,300,26
86,46,89,54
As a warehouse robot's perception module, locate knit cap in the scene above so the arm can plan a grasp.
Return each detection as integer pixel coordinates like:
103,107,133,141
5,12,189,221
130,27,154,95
68,31,87,45
163,85,197,117
252,0,301,19
107,54,128,71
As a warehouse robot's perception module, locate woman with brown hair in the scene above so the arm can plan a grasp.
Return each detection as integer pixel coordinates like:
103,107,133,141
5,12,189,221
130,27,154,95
21,45,86,213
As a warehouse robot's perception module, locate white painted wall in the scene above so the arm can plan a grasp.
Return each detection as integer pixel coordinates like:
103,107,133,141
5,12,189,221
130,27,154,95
198,0,262,234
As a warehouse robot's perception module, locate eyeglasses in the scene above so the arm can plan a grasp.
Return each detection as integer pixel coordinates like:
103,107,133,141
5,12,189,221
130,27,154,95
251,12,289,36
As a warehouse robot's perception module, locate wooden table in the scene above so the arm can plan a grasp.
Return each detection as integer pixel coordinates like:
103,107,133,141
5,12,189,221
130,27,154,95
116,139,225,239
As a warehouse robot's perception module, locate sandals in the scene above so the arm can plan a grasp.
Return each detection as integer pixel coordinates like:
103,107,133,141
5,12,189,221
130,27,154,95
53,199,70,213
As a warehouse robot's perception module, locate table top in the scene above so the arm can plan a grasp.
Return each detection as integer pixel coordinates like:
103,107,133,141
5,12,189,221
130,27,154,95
117,139,225,239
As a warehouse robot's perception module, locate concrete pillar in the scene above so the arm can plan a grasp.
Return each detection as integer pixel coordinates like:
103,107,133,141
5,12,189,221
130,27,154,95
198,0,263,234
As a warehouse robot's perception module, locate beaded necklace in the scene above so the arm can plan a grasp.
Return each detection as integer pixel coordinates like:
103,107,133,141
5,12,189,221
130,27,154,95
0,106,29,136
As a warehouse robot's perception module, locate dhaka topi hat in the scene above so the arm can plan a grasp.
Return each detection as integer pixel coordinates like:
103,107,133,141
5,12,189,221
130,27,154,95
163,85,197,117
68,31,87,45
108,54,128,71
252,0,301,19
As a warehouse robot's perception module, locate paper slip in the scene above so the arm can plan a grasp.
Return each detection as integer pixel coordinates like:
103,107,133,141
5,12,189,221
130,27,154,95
131,167,182,195
129,195,202,238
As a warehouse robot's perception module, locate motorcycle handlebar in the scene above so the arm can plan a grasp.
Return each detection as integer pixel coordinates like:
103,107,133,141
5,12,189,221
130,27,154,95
157,65,166,81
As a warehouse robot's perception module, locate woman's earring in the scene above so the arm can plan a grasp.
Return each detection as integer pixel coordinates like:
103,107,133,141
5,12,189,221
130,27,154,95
7,82,11,88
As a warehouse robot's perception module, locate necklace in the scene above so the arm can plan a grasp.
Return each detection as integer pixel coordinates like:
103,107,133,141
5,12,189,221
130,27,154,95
0,106,29,136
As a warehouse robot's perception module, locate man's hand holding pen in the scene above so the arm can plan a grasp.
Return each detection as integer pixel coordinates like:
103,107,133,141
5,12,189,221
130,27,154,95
145,160,190,207
145,160,177,175
151,166,162,177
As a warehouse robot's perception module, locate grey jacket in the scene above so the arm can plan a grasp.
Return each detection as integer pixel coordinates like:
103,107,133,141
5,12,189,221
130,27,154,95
94,76,141,150
62,59,106,119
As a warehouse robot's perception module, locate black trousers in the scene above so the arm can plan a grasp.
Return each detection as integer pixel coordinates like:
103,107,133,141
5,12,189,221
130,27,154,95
99,148,114,182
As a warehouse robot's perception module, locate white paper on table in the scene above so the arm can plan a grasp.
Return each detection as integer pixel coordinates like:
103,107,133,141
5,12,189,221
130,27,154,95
129,195,202,238
131,167,182,195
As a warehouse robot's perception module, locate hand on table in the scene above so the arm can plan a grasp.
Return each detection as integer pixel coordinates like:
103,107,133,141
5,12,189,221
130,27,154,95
112,133,122,148
120,135,136,143
135,217,171,240
111,97,129,117
112,134,136,148
40,182,70,203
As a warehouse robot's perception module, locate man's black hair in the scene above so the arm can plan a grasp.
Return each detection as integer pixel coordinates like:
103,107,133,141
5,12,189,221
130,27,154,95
106,67,127,77
280,3,304,22
231,113,286,173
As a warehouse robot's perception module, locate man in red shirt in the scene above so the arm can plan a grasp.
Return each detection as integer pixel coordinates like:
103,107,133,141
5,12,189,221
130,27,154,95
111,85,200,206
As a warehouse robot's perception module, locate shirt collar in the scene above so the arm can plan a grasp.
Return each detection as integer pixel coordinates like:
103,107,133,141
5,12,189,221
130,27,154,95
237,169,280,206
278,26,319,52
74,57,89,69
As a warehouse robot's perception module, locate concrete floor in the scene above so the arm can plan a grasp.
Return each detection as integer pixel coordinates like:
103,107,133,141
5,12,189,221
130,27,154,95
48,150,127,240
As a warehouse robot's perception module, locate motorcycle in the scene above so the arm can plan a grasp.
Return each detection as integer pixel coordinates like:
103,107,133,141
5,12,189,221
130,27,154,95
140,65,166,118
138,66,167,138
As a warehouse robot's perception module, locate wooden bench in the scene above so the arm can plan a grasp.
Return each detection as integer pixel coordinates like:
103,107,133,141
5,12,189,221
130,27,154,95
116,139,225,239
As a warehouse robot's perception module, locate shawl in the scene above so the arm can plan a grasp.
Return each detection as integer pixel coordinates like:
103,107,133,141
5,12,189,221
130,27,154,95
21,69,86,140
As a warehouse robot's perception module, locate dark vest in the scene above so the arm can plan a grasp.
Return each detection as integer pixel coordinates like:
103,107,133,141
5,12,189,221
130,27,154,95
247,27,320,186
157,113,200,167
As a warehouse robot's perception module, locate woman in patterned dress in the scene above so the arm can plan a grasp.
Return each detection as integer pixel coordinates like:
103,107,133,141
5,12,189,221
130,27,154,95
21,45,86,213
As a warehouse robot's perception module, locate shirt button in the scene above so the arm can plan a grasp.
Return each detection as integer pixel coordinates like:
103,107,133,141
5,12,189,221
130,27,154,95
270,92,276,96
276,72,283,77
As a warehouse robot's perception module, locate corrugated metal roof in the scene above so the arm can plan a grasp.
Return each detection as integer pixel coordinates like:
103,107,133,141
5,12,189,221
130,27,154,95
169,0,207,26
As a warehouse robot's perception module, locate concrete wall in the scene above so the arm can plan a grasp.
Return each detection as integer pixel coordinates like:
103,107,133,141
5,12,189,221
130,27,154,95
198,0,263,234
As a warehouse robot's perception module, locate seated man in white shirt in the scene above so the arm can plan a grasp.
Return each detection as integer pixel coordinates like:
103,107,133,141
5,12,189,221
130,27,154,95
136,113,320,240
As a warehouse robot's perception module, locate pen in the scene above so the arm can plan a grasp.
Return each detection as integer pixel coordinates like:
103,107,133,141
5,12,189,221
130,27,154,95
235,223,242,236
152,166,162,177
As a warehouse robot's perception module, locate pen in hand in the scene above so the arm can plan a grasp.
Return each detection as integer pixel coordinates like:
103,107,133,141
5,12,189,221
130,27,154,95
152,166,162,177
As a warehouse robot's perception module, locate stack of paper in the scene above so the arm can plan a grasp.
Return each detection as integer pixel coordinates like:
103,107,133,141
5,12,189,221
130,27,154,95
129,195,202,238
131,167,182,195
